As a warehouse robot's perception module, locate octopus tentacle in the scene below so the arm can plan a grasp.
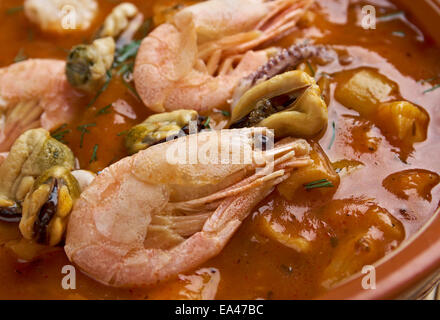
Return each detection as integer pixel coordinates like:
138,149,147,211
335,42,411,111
231,43,335,107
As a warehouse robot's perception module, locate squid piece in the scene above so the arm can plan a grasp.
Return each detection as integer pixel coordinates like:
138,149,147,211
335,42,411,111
259,216,311,252
383,169,440,201
335,68,429,147
277,142,339,200
230,70,328,138
320,202,405,289
376,101,429,145
24,0,98,33
66,37,115,93
334,68,398,117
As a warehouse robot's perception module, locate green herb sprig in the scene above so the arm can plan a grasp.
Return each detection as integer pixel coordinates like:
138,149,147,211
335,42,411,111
77,123,97,148
328,121,336,150
87,70,112,108
5,6,23,15
51,124,71,143
96,104,112,116
304,179,334,190
90,144,99,163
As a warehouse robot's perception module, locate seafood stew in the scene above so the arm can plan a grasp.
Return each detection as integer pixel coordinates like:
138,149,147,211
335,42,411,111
0,0,440,299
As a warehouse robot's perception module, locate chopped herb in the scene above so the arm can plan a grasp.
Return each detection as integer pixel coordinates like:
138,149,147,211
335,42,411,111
5,6,23,15
114,40,141,66
423,84,440,94
51,124,71,143
204,116,211,129
121,77,141,100
419,75,439,83
377,11,405,22
117,130,128,136
77,123,97,148
306,61,315,77
116,61,134,76
90,144,99,163
87,70,112,108
328,121,336,150
304,179,334,190
220,110,230,117
319,72,331,79
392,31,406,37
13,48,27,63
96,104,112,116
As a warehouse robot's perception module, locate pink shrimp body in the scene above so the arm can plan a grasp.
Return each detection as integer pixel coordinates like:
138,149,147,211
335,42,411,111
0,59,84,152
65,128,312,287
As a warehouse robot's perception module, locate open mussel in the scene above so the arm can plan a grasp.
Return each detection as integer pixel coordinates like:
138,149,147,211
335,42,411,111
125,109,208,154
230,70,328,138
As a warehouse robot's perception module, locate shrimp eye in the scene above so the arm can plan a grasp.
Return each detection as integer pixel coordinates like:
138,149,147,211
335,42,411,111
253,132,273,151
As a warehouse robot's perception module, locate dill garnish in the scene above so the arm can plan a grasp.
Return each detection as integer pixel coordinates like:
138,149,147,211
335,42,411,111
87,70,112,108
5,6,23,15
114,40,141,67
306,61,315,77
77,123,97,148
13,48,27,63
90,144,98,163
377,11,405,22
51,124,71,143
116,61,134,76
423,84,440,94
304,179,334,190
121,77,141,100
117,130,128,136
392,31,406,37
419,75,439,83
204,117,211,129
221,110,230,117
96,104,112,116
328,121,336,150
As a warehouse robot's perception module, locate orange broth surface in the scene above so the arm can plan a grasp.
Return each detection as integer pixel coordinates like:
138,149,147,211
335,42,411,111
0,0,440,299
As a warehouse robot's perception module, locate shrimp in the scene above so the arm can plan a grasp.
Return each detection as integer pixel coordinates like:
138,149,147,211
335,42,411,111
65,128,313,287
24,0,98,33
0,59,84,152
134,0,314,113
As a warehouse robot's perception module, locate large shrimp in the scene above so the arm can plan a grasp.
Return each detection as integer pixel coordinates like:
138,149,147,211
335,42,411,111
65,128,312,287
134,0,314,113
0,59,84,152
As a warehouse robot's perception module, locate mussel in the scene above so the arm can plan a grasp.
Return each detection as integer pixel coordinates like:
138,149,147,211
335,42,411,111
0,129,93,246
125,109,208,154
0,129,75,214
66,37,115,92
230,70,328,138
20,166,80,246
